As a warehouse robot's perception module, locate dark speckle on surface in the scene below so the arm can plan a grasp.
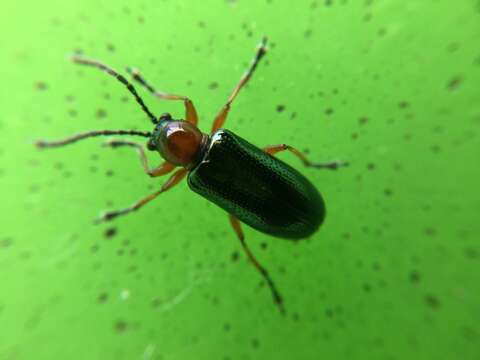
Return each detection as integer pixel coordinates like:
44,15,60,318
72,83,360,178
325,108,334,116
384,188,393,197
424,227,436,236
425,294,440,309
96,108,107,119
464,247,478,260
104,227,117,239
0,238,13,248
209,81,219,89
362,283,372,292
35,81,48,91
358,116,368,125
114,319,128,333
97,292,109,304
410,270,421,284
447,76,463,91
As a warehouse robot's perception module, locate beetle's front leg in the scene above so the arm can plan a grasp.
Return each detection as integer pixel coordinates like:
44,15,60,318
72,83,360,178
103,139,175,177
263,144,349,170
96,168,188,223
228,214,285,315
211,37,268,133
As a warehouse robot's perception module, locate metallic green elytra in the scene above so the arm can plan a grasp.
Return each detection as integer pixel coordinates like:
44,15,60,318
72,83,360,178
188,130,326,239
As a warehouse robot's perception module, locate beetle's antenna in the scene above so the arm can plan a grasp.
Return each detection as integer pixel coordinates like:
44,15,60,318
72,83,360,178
71,55,158,124
36,129,151,149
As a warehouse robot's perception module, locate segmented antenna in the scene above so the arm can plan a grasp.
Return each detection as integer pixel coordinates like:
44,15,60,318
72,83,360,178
71,55,158,124
36,129,151,148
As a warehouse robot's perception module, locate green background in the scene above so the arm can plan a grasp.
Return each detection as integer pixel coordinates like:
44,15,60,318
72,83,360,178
1,0,479,359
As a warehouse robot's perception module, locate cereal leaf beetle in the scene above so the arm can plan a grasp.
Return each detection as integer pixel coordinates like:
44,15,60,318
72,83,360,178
36,37,347,314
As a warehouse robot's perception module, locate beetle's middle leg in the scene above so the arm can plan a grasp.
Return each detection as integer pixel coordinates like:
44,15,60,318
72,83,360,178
211,37,268,133
126,67,198,125
96,168,187,223
263,144,349,170
228,214,285,315
103,139,176,177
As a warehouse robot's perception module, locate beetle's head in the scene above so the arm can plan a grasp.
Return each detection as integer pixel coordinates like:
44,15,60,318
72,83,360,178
147,113,207,168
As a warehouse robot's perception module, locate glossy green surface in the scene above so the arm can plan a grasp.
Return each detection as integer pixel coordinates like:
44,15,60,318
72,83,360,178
1,1,479,359
188,129,326,239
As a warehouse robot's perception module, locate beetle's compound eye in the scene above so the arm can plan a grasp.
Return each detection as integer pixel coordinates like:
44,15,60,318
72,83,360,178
147,138,156,151
159,112,172,121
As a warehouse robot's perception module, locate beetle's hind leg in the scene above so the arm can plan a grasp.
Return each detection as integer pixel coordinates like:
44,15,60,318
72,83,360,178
229,215,286,315
95,168,187,223
125,67,198,125
263,144,349,170
102,139,176,177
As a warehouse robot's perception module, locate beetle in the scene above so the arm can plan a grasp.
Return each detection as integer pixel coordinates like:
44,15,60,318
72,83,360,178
36,37,347,313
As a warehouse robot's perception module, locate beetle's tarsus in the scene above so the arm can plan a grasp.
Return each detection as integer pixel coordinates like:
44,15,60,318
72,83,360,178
309,160,349,170
272,290,286,315
262,272,286,315
94,212,116,224
35,140,48,148
259,36,268,53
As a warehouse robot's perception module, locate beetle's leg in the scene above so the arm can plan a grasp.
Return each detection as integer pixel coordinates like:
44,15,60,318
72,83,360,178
263,144,349,170
102,139,176,177
211,37,268,134
126,67,198,126
228,214,285,315
96,168,188,223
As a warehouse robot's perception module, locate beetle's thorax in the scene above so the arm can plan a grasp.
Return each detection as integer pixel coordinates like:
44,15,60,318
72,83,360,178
149,119,209,169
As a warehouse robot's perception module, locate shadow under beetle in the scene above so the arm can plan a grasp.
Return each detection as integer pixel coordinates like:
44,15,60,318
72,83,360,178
37,37,347,314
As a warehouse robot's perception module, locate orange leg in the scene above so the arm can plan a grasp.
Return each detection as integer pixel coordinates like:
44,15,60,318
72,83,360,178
96,168,188,223
211,37,268,133
103,139,175,177
126,67,198,125
228,214,285,314
264,144,349,169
